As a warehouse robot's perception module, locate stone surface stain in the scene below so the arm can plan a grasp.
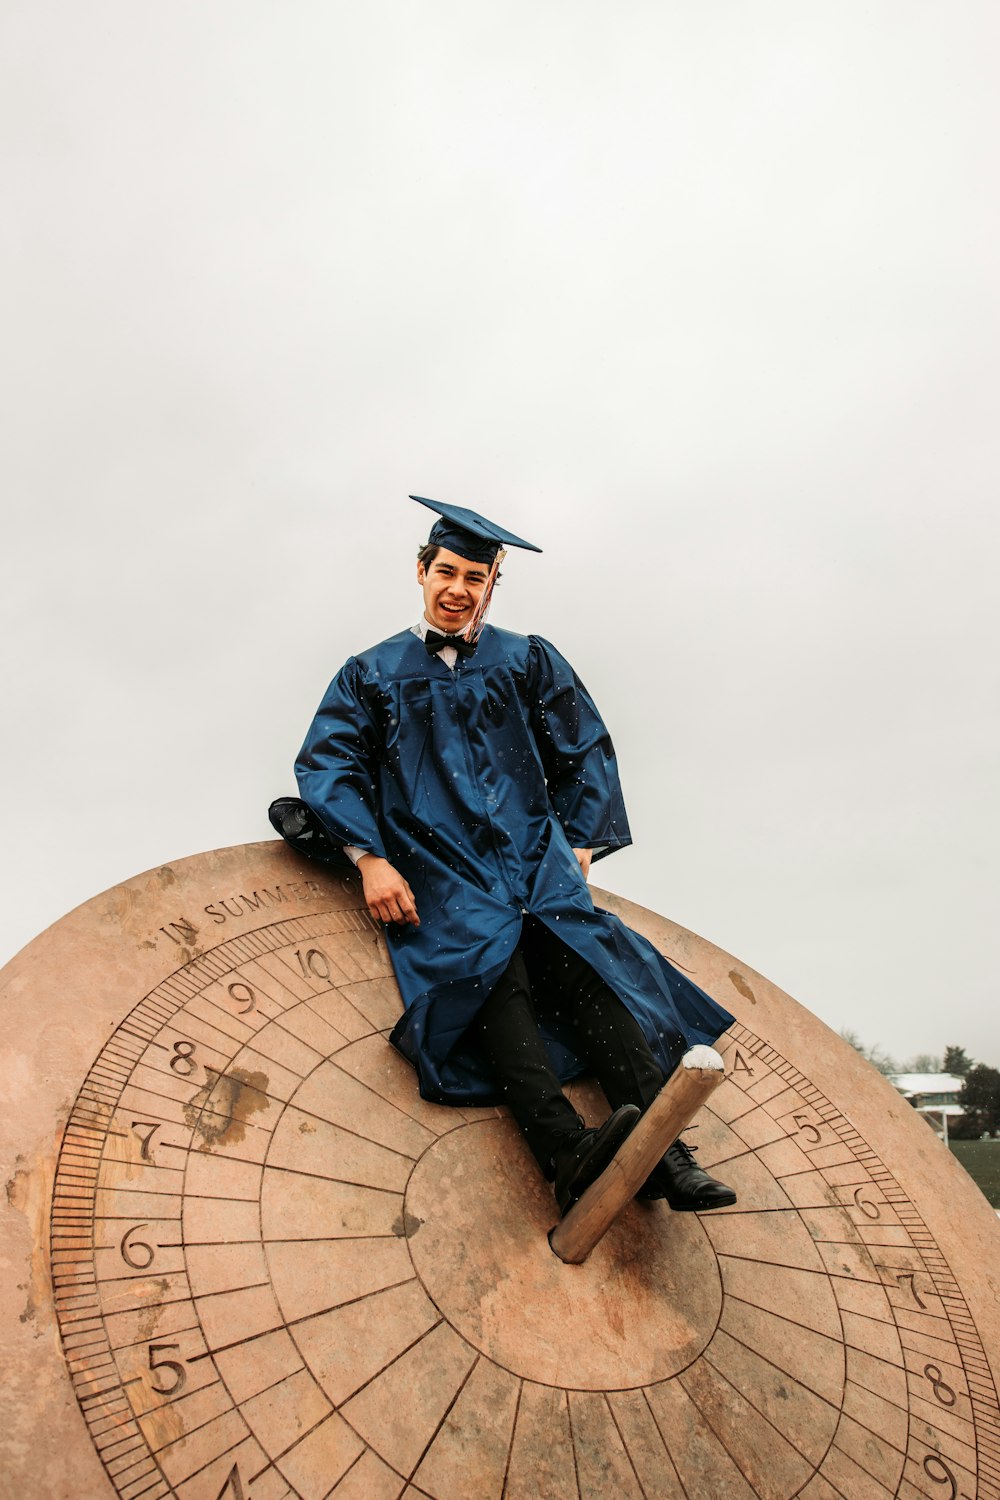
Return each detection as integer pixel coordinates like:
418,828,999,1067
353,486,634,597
395,1210,423,1238
137,1299,164,1342
140,1361,186,1452
101,883,138,930
183,1067,270,1149
5,1143,56,1334
172,944,204,965
728,969,757,1005
604,1290,626,1342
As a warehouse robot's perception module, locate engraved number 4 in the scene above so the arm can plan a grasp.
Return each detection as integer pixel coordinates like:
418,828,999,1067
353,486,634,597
216,1462,249,1500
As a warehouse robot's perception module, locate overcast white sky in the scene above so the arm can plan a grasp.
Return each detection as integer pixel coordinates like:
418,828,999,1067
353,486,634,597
2,2,998,1067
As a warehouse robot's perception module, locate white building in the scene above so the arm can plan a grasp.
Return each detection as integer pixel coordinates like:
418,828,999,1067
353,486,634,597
889,1073,966,1142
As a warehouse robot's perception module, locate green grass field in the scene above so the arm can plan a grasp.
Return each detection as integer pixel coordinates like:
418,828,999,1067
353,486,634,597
949,1139,1000,1208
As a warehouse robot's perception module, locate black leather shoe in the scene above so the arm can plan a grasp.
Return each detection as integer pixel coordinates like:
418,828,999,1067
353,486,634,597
638,1137,737,1210
553,1105,641,1215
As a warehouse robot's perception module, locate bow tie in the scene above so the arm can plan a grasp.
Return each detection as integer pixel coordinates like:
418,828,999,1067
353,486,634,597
425,629,477,658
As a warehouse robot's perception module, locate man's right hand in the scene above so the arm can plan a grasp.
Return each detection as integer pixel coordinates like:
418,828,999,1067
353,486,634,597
357,855,420,927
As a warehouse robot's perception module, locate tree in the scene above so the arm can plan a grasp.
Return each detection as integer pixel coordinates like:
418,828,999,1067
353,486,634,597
905,1053,942,1074
838,1029,897,1076
943,1045,974,1077
957,1065,1000,1138
865,1045,899,1077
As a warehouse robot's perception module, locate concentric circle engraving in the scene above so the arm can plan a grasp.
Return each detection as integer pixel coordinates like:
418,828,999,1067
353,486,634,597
27,852,1000,1499
404,1113,724,1389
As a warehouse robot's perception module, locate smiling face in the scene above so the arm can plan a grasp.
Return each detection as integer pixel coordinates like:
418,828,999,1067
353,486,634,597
417,547,491,633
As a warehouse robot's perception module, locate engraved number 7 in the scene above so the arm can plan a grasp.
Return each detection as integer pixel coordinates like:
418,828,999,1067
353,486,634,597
131,1122,159,1161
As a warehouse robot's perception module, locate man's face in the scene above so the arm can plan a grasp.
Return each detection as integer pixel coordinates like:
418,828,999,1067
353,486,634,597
417,547,490,633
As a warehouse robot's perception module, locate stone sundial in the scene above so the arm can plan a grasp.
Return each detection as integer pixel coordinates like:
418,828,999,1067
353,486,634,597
2,841,998,1499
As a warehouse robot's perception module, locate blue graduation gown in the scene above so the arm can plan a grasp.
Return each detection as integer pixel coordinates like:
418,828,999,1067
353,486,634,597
280,624,733,1105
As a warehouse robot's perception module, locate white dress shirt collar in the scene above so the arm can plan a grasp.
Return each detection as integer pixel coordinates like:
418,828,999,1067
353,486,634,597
413,616,462,669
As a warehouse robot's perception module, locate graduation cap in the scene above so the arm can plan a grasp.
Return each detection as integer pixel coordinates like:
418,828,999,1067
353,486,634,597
410,495,542,563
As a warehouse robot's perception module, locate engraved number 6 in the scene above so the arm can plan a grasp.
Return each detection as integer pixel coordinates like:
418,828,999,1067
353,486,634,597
120,1224,154,1270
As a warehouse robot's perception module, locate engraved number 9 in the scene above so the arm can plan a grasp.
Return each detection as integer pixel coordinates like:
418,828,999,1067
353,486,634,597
923,1453,965,1499
227,981,256,1014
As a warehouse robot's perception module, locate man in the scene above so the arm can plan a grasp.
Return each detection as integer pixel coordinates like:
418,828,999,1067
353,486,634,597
270,495,736,1216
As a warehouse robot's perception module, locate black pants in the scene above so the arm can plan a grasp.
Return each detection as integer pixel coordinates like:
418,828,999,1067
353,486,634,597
471,917,667,1174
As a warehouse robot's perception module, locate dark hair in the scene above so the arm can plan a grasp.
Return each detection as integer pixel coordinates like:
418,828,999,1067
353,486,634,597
416,542,502,583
